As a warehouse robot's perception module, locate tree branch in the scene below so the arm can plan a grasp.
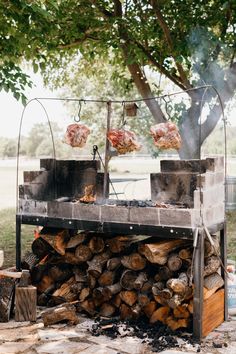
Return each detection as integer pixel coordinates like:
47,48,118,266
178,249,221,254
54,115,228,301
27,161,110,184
149,0,191,89
90,0,114,17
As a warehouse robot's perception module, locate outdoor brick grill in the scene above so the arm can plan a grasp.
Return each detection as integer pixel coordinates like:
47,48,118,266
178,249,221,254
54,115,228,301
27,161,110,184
16,156,227,340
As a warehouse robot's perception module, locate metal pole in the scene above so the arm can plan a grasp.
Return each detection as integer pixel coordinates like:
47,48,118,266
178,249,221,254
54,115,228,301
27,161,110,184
16,214,22,271
193,228,204,341
103,101,112,200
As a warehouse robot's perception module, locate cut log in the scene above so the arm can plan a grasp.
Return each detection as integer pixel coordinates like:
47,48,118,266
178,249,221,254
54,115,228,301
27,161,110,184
112,294,122,308
173,304,190,319
37,275,54,294
15,285,37,322
107,257,121,271
138,293,150,307
179,248,192,260
99,303,116,317
79,299,96,315
93,287,112,306
153,295,168,306
141,280,153,294
152,288,173,300
120,290,137,306
70,282,84,294
143,301,157,318
40,228,69,255
106,236,131,253
0,278,15,322
106,282,122,295
139,239,186,265
188,300,193,314
48,265,73,283
98,271,115,287
152,281,165,295
32,237,52,259
150,306,170,324
167,253,182,272
166,316,188,331
42,304,79,326
157,266,173,281
87,251,111,278
87,274,97,289
66,233,86,249
204,256,221,277
52,277,77,302
204,235,220,257
89,237,105,254
63,252,81,264
120,270,137,290
134,272,148,290
167,294,184,309
120,303,134,320
121,253,146,271
73,268,87,283
204,272,224,290
79,288,90,302
166,273,188,295
131,303,142,318
75,245,92,262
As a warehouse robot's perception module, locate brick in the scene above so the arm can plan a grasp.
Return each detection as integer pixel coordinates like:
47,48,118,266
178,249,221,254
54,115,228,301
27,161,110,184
129,207,160,225
194,185,225,208
101,205,129,223
73,203,100,221
159,208,193,227
197,172,225,189
18,199,48,215
48,201,73,218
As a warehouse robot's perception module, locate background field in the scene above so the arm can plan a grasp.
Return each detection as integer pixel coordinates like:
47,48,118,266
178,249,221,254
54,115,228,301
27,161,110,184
0,157,235,267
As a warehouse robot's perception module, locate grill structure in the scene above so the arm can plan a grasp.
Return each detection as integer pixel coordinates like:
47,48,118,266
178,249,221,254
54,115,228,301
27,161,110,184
16,156,227,340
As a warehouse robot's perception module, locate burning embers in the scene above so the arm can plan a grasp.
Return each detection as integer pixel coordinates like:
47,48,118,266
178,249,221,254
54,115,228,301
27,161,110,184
24,227,224,333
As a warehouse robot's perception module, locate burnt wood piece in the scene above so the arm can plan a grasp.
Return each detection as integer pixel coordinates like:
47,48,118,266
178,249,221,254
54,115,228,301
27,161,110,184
120,270,137,290
32,237,53,259
0,278,15,322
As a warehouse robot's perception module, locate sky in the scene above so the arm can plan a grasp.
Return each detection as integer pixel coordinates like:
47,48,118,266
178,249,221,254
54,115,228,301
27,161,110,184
0,70,68,138
0,69,235,139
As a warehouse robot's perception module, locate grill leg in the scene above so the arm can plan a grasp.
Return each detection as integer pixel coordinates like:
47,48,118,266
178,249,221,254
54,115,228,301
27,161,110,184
220,223,228,321
16,214,22,271
193,227,204,341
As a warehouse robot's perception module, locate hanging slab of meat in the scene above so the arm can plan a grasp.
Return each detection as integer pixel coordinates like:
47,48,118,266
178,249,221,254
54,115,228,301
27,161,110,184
107,129,141,154
150,122,182,150
64,123,90,148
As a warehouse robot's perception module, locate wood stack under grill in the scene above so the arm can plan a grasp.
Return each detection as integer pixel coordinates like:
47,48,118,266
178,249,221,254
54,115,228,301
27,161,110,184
24,228,224,332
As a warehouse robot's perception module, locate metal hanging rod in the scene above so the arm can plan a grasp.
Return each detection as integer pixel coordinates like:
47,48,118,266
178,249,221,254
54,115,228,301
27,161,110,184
33,85,219,104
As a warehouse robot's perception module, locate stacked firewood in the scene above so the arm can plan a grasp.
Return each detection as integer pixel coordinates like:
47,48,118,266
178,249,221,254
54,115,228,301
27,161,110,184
24,228,224,331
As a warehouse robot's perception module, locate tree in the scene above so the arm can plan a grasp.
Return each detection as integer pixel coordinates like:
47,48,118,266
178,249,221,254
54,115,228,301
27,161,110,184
1,1,236,158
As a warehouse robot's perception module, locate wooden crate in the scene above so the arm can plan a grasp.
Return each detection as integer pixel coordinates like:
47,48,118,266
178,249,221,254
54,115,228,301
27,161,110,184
202,289,224,337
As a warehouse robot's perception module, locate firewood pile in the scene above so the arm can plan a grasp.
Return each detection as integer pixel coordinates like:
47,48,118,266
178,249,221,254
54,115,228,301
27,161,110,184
24,228,224,332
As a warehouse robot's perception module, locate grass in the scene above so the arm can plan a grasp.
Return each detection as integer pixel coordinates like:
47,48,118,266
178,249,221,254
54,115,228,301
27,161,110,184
0,208,34,268
0,207,236,268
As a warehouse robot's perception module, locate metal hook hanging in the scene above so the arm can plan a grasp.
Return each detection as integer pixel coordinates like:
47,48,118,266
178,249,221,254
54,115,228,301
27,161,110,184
162,95,171,120
121,101,126,128
74,99,85,123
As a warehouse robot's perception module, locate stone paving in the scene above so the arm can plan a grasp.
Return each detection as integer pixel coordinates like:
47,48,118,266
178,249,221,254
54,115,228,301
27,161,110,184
0,317,236,354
